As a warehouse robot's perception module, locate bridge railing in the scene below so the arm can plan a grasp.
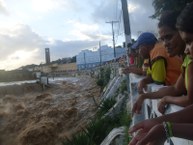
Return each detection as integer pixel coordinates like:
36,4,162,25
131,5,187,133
129,73,193,145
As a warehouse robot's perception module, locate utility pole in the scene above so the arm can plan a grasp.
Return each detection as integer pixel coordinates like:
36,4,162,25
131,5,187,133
99,41,102,66
121,0,132,55
121,0,132,95
83,52,86,69
106,21,119,58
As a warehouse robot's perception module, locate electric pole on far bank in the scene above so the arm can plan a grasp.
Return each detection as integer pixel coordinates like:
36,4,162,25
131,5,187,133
106,21,119,58
83,52,86,69
99,41,102,66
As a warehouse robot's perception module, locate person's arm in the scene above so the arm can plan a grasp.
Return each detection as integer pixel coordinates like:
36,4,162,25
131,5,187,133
123,65,144,75
130,104,193,135
132,74,185,114
187,62,193,104
137,59,166,94
129,123,193,145
137,75,153,94
160,95,190,107
168,62,193,105
129,123,166,145
158,63,193,113
142,74,185,99
129,67,145,75
129,105,193,144
158,95,190,114
172,123,193,140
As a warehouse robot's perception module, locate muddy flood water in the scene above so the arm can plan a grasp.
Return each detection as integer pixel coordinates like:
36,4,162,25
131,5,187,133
0,76,101,145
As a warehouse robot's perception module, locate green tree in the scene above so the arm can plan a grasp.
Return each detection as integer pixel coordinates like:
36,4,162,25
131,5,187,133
151,0,193,19
71,56,76,62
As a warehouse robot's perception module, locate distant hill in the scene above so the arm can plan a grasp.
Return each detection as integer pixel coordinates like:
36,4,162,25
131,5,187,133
50,56,76,64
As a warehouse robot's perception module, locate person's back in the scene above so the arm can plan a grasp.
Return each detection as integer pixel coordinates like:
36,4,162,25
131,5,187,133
147,42,168,84
165,55,183,85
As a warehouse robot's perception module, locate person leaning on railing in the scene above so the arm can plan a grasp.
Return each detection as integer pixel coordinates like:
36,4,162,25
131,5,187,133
128,2,193,145
131,10,192,115
131,32,182,95
122,60,148,76
123,48,148,76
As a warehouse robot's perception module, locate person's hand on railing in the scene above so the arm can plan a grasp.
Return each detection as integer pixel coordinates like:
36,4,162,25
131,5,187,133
128,128,147,145
132,94,146,115
128,119,161,145
129,124,166,145
122,66,133,74
137,80,147,94
123,66,140,74
158,97,168,114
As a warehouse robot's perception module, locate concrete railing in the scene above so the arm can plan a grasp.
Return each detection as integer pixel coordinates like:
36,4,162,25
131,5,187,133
129,73,193,145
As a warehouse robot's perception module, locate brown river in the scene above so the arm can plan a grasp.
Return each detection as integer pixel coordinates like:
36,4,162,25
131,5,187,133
0,76,101,145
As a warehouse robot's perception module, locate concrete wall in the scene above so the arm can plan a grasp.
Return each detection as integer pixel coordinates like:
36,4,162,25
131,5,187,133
34,63,77,74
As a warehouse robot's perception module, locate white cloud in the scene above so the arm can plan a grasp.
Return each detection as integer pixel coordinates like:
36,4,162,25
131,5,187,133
31,0,68,13
0,24,99,70
4,49,39,69
128,3,139,13
0,0,8,15
68,21,101,40
0,24,45,70
0,0,158,70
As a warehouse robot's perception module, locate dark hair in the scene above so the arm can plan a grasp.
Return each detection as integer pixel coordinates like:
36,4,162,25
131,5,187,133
158,11,179,30
176,2,193,33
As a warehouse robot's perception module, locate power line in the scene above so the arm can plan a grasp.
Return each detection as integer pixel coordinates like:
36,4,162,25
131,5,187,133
115,0,119,20
115,9,124,44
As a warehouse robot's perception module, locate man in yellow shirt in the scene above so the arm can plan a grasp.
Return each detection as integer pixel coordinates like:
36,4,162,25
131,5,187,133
132,32,182,93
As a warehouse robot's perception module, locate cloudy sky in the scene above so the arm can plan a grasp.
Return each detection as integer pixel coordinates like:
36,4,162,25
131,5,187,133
0,0,158,70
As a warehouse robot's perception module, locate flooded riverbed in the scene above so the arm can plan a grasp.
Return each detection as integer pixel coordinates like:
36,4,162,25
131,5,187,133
0,76,101,145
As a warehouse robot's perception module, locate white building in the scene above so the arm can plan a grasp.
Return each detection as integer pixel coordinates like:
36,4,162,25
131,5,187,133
76,45,126,70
